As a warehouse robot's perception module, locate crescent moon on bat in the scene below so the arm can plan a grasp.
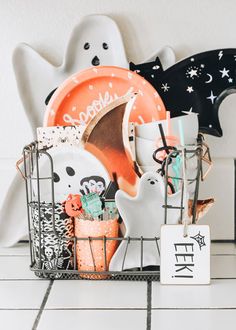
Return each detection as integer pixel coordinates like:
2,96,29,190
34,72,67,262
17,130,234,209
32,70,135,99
205,73,213,84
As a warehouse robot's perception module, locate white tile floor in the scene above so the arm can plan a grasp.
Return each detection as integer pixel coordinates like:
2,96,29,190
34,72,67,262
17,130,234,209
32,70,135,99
0,310,38,330
152,310,236,330
0,280,49,309
0,242,235,330
152,279,236,309
46,280,147,309
38,310,147,330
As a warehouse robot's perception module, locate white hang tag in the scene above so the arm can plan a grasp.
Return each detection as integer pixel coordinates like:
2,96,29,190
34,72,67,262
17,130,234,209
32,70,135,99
160,224,210,285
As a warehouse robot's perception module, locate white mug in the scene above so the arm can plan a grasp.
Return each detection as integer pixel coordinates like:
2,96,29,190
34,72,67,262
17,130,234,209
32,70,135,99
135,112,199,145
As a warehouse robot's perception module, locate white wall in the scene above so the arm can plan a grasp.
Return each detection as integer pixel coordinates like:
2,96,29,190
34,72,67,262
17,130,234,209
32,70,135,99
1,0,236,238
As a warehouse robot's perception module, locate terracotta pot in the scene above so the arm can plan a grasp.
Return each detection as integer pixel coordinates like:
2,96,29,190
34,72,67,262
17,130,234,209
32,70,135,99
75,217,119,279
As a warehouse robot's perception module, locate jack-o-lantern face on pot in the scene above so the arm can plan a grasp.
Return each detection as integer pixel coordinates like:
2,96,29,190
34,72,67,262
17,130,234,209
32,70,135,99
65,194,82,217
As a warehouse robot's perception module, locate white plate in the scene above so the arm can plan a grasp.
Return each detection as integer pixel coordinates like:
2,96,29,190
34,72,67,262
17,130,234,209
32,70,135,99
33,146,110,202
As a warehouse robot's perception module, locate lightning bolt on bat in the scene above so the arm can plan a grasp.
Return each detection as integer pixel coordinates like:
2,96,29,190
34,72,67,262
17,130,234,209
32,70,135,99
218,50,223,60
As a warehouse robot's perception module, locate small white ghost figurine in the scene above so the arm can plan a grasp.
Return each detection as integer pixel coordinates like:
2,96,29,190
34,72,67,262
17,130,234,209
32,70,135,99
109,172,184,271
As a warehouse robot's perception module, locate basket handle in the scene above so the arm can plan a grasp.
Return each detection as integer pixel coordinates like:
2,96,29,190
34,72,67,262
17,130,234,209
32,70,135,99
16,156,27,179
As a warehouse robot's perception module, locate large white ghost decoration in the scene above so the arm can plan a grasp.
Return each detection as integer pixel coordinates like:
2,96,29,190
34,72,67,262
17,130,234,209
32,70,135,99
13,14,175,134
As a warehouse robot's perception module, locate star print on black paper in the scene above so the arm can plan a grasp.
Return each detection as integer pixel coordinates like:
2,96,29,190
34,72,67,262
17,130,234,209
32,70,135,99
206,90,217,104
161,83,170,92
187,86,194,93
190,231,206,250
220,68,230,78
130,48,236,137
186,66,202,79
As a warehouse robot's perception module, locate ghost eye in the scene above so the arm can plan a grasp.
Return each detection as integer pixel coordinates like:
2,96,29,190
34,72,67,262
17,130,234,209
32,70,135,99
53,172,60,183
102,42,108,50
66,167,75,176
84,42,90,50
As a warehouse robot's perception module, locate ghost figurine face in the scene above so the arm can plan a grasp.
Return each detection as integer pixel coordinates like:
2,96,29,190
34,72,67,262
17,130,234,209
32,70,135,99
140,173,165,198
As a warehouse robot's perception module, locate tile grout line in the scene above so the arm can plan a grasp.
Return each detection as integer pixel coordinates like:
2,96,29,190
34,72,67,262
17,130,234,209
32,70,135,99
211,254,236,256
0,255,29,257
0,306,236,311
0,279,50,281
43,307,147,311
146,281,152,330
151,307,236,310
32,279,54,330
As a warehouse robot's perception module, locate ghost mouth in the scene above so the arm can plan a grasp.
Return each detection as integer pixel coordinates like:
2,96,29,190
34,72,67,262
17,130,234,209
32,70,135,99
92,56,100,66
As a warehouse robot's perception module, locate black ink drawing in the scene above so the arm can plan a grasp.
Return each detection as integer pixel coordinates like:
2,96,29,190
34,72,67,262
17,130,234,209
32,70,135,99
172,243,194,278
44,42,110,104
80,176,106,196
130,49,236,137
190,231,206,250
31,202,74,277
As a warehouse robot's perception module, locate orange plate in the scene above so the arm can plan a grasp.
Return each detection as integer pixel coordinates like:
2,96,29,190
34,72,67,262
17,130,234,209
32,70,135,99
44,66,166,126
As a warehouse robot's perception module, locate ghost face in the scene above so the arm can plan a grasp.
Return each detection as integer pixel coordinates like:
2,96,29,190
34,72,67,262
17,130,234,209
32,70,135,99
68,15,128,71
147,177,159,186
34,147,110,202
52,163,108,199
53,166,77,193
45,16,128,104
140,172,165,197
83,41,109,66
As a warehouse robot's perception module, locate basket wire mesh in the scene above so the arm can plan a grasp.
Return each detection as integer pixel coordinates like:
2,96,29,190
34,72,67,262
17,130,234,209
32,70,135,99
22,136,207,281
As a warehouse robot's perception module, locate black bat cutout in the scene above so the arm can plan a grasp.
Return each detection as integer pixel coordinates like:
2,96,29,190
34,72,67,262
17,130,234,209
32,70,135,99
130,57,164,82
130,49,236,137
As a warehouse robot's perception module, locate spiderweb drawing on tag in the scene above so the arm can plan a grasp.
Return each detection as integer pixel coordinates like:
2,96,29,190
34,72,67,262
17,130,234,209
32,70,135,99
190,231,206,250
